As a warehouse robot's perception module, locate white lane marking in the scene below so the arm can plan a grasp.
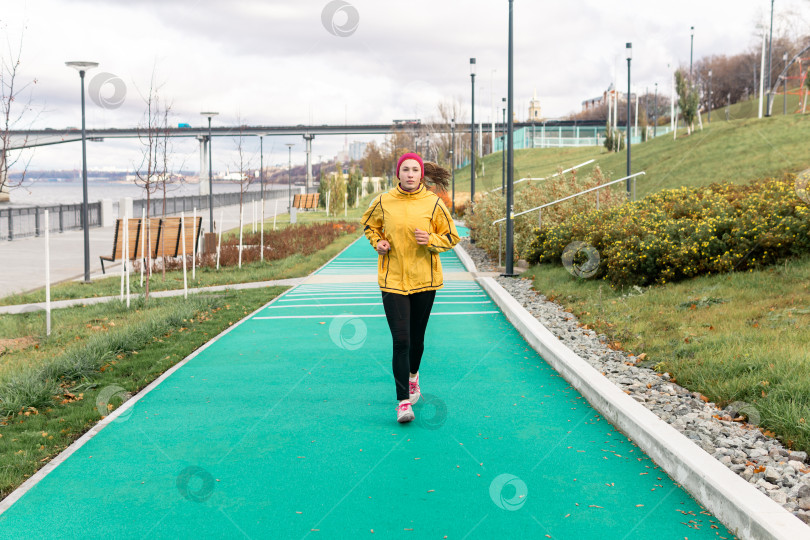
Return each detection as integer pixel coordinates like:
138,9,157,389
253,311,499,320
266,301,493,308
279,295,486,301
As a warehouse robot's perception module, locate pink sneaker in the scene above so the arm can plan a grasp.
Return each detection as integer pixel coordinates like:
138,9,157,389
408,374,421,404
396,401,414,423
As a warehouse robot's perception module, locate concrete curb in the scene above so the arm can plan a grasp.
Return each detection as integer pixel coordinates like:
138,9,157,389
451,244,807,539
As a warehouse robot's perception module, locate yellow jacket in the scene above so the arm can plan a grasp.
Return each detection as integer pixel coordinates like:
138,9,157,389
361,184,460,295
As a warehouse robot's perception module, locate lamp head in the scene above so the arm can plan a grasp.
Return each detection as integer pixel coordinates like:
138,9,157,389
708,69,712,77
65,61,98,73
626,43,632,61
469,57,476,76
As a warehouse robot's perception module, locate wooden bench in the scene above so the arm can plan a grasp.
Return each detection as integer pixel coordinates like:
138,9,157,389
292,193,320,210
99,216,202,274
99,218,142,274
154,216,202,259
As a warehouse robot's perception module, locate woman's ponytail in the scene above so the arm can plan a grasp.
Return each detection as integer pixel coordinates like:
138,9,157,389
423,162,451,191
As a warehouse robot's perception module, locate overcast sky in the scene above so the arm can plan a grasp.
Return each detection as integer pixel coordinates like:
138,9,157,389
3,0,809,174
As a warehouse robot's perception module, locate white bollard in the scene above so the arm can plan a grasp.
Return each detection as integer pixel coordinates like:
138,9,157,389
147,218,152,281
192,207,197,281
120,217,125,301
238,206,244,269
181,212,188,299
140,208,146,287
260,195,265,262
45,210,51,336
126,217,131,308
216,210,223,270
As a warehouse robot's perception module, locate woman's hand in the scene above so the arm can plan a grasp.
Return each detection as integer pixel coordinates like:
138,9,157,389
414,228,429,246
376,240,391,255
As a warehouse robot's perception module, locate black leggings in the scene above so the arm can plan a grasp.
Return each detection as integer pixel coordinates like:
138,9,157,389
381,290,437,401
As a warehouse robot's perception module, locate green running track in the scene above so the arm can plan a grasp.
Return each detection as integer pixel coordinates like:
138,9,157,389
0,235,736,539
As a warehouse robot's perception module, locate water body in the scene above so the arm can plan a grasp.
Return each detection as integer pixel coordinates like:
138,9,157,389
4,178,291,207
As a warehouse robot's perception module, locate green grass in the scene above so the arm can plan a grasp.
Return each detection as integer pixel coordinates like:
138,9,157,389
452,112,810,202
713,89,808,121
522,254,810,452
573,113,810,199
451,146,601,195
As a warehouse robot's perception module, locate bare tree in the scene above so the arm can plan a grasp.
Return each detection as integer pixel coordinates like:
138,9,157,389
133,67,172,299
231,116,255,233
433,98,467,169
0,27,37,199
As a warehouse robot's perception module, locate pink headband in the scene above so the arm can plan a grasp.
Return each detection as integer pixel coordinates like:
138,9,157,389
396,152,424,179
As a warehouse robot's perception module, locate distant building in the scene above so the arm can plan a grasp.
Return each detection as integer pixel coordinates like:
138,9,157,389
582,83,636,111
528,89,542,121
349,141,367,162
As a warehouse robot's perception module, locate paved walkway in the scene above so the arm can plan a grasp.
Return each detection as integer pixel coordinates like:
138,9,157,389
0,237,735,538
0,188,291,298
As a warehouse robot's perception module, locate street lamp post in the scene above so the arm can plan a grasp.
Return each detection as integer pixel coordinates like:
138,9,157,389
653,82,658,137
504,0,516,276
285,143,294,210
626,43,632,199
450,118,456,214
501,97,506,192
690,26,695,77
470,58,476,214
782,53,787,115
65,60,98,283
708,70,713,123
259,134,265,202
200,112,218,232
766,0,775,117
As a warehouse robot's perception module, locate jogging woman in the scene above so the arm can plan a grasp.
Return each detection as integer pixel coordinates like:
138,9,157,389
360,152,460,423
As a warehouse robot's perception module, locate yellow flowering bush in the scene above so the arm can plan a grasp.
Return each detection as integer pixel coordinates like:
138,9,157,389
527,174,810,287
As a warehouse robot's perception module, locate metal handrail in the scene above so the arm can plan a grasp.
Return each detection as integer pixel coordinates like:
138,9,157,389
492,171,646,266
492,171,646,225
488,159,596,193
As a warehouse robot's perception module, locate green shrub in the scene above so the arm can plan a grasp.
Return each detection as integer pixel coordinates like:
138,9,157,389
527,174,810,287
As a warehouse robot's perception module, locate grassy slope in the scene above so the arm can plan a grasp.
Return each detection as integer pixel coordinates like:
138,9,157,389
452,112,810,201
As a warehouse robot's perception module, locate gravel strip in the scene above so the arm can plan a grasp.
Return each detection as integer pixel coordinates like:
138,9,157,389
459,237,810,525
